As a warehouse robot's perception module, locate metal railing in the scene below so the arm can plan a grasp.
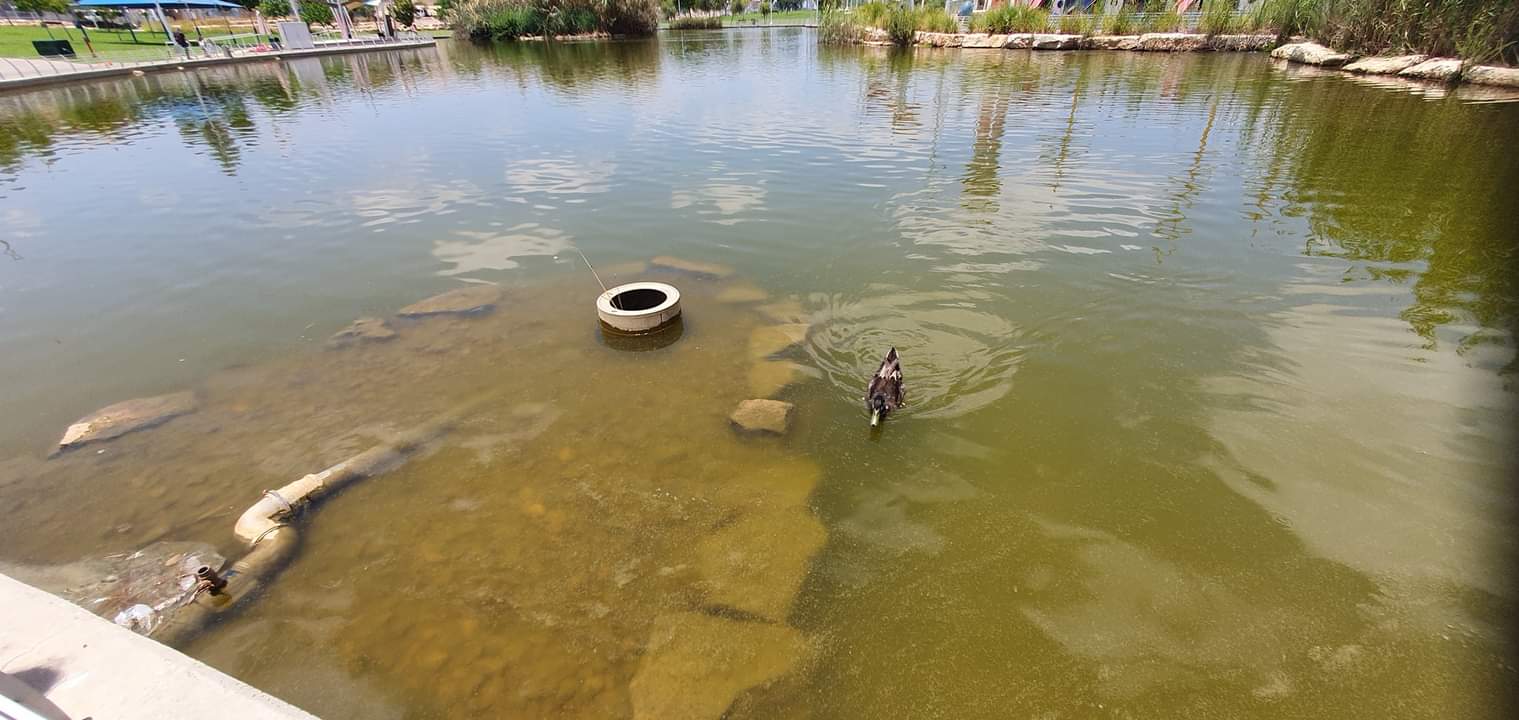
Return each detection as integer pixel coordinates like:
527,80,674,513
0,31,432,84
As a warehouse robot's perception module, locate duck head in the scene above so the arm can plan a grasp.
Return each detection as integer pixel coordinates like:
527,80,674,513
869,394,888,427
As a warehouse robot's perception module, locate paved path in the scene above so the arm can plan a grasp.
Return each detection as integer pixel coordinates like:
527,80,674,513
1,572,318,720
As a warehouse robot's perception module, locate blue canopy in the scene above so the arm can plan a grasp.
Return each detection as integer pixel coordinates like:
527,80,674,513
74,0,245,8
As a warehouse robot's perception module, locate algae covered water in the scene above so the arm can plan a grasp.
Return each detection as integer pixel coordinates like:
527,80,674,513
1,30,1517,719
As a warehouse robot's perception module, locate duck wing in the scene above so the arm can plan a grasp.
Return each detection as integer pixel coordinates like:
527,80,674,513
866,347,904,410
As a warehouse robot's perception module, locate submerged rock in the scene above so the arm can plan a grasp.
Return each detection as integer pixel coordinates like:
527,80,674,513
729,399,795,436
748,361,805,399
1134,33,1208,52
755,299,806,324
748,324,810,361
56,391,197,451
715,456,822,513
628,612,805,720
1344,54,1427,75
651,256,735,279
1398,58,1463,82
716,284,769,304
602,260,650,278
328,317,396,348
397,284,502,317
1465,65,1519,88
1271,42,1354,67
696,508,827,622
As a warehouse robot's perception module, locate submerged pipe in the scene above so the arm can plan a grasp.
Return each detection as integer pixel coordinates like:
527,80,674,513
153,395,494,647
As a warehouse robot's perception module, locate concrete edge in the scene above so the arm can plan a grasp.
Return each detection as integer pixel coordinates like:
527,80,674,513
0,39,436,93
0,572,318,720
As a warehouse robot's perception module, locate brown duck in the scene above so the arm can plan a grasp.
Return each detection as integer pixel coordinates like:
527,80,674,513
865,347,905,427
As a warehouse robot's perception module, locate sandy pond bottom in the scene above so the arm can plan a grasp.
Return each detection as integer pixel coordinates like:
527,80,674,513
2,263,830,719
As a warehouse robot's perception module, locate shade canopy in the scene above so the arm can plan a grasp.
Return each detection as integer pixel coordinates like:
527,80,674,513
74,0,246,9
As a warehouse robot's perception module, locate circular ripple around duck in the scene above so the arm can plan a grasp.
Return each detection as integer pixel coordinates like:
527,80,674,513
804,289,1026,420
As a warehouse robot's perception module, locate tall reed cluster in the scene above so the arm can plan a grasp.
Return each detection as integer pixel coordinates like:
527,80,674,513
450,0,660,40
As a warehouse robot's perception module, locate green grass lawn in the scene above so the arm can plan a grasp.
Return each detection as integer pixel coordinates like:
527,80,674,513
723,10,819,26
0,24,262,60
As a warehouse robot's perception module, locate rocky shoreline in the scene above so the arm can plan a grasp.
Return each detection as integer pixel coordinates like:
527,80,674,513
855,30,1519,90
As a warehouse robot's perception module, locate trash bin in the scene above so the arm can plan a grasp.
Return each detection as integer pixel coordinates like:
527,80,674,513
32,39,76,57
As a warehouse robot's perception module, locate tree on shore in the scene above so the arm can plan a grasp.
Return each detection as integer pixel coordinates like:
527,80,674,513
393,0,418,28
16,0,70,28
300,1,335,26
259,0,292,18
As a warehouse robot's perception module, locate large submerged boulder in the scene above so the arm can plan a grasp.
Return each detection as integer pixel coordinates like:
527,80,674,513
1271,42,1354,67
748,324,810,361
628,612,805,720
398,284,502,317
696,508,827,622
650,256,735,279
748,361,805,399
56,391,198,451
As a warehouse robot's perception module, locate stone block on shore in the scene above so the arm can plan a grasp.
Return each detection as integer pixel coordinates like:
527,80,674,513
962,33,1009,49
1343,54,1427,75
1208,34,1275,52
1398,58,1463,82
1032,34,1082,50
1271,41,1354,67
1085,35,1139,50
1135,33,1209,52
1464,65,1519,88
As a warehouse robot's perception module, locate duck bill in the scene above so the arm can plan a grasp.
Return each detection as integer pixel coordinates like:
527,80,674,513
870,410,881,427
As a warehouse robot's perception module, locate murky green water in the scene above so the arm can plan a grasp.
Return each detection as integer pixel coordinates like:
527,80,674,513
2,30,1517,719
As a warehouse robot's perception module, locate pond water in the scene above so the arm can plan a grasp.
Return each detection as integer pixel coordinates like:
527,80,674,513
2,29,1517,719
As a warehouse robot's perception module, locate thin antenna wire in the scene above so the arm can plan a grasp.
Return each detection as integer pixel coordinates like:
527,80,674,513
574,248,620,309
574,248,608,293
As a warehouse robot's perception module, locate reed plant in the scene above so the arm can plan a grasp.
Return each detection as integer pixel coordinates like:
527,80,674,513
1198,0,1242,35
885,5,916,45
451,0,660,40
970,5,1049,34
668,14,723,29
914,7,959,34
1058,10,1097,36
1101,3,1137,35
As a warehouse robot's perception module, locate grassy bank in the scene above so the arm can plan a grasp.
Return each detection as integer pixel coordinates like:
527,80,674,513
450,0,660,41
1256,0,1518,65
0,25,175,59
820,0,1516,64
722,10,817,25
